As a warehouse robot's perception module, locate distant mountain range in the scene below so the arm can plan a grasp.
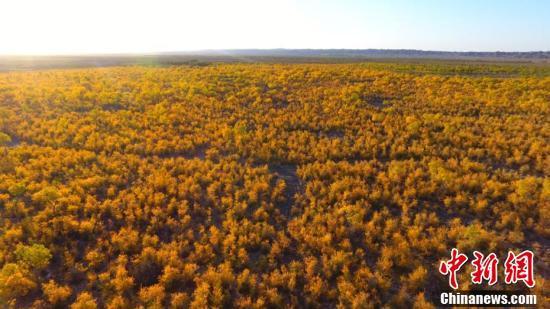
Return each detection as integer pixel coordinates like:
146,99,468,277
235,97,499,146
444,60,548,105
173,49,550,60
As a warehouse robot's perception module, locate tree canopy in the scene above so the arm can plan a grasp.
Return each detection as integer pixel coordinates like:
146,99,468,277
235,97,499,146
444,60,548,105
0,62,548,307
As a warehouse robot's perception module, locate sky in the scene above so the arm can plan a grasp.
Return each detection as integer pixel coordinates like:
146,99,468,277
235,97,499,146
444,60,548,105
0,0,548,55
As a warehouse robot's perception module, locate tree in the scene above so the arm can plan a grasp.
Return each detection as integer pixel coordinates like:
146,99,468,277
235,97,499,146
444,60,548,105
412,292,435,309
139,284,165,308
33,185,60,201
42,280,72,305
71,292,97,309
15,244,52,270
0,132,11,146
0,263,36,302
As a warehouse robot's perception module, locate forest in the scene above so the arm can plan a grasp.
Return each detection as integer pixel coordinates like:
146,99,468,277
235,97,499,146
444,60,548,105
0,62,548,308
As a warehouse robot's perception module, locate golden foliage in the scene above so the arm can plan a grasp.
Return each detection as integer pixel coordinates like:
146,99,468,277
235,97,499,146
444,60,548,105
0,62,548,306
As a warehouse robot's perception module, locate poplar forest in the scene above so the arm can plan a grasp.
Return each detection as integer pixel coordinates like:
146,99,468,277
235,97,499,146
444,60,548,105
0,62,548,308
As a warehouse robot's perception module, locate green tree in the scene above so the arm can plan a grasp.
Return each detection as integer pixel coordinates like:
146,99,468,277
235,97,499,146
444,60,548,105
15,244,52,270
0,132,11,146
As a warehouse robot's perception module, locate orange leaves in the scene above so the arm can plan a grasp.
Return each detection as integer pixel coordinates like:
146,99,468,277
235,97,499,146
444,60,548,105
42,280,72,305
0,63,547,307
0,263,36,301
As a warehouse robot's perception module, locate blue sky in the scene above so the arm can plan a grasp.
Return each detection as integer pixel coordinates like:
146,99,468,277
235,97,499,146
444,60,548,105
0,0,548,54
303,0,549,51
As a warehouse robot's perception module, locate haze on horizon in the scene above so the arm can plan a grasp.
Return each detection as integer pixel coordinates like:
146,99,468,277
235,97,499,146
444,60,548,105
0,0,549,55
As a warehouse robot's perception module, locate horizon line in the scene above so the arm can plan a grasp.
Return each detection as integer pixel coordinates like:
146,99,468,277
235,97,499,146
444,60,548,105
1,48,549,57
